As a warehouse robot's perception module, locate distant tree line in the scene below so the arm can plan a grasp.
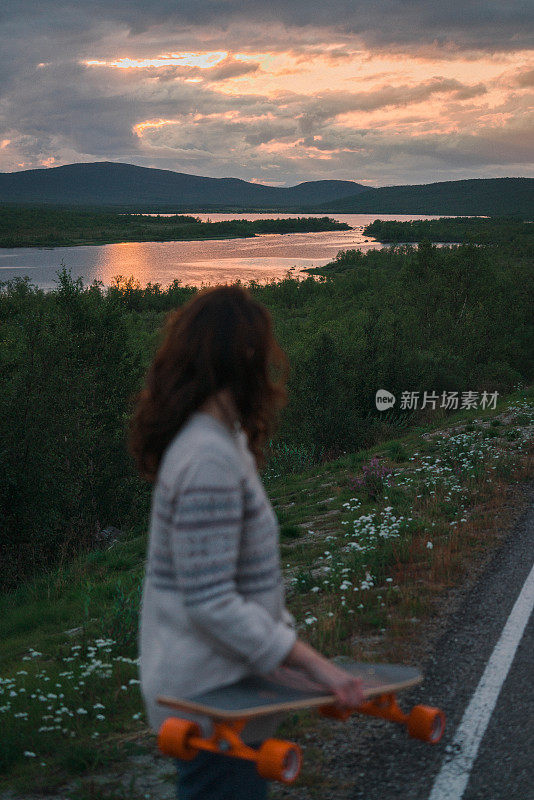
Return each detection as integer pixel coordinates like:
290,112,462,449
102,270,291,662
0,206,349,248
363,217,534,246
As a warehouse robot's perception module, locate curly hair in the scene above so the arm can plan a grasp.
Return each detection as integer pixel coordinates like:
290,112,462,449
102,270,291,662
128,285,289,482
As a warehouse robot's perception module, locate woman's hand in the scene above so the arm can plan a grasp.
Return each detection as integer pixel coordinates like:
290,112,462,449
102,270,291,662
306,658,364,708
277,638,364,710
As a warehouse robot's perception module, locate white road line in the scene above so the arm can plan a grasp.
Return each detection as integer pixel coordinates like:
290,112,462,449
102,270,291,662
428,558,534,800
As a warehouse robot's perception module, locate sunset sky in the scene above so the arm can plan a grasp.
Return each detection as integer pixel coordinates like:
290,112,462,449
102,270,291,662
0,1,532,186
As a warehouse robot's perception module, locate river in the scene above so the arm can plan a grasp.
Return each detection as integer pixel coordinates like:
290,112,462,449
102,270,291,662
0,213,440,290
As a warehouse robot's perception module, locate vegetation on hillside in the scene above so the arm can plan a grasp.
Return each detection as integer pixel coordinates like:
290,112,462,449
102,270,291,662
0,394,532,794
0,207,349,248
1,224,532,591
0,161,365,209
318,177,534,216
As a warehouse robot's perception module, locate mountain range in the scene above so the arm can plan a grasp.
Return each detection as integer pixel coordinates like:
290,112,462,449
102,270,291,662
0,162,531,215
0,162,366,210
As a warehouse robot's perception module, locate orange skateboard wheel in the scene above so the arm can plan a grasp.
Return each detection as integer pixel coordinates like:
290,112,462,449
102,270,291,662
407,705,445,744
256,739,302,783
158,717,201,760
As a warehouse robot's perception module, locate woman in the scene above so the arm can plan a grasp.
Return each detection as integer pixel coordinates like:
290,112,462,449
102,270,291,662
130,285,362,799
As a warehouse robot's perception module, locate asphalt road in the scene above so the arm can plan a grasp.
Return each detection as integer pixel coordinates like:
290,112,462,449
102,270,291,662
348,485,534,800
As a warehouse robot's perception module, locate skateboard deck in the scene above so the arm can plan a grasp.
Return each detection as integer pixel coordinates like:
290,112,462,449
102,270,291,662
158,661,422,720
157,660,445,784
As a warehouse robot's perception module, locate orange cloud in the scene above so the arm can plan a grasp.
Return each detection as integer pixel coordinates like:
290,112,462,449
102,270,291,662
259,140,349,160
133,119,180,137
84,51,228,69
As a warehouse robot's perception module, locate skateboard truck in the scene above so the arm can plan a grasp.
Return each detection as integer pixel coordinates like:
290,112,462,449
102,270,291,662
158,717,302,784
320,694,446,744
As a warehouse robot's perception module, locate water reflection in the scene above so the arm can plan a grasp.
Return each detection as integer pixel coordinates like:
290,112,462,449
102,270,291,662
0,213,440,290
94,241,155,287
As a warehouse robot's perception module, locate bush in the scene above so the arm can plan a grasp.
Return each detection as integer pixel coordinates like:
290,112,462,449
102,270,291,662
0,271,144,590
386,441,409,462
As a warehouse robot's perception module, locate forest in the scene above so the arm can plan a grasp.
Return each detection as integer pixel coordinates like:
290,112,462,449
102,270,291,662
1,219,533,591
363,216,534,245
322,177,534,216
0,206,349,248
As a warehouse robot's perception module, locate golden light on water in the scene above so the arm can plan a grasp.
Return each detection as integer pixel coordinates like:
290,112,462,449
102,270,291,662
94,241,155,287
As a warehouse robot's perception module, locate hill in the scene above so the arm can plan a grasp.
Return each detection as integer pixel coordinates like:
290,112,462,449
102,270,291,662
0,162,368,210
315,178,534,216
2,165,530,215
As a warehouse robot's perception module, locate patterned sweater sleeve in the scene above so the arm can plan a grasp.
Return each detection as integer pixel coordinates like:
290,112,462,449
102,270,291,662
168,455,297,675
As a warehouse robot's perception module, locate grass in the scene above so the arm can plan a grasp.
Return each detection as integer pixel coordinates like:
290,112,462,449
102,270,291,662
0,388,533,795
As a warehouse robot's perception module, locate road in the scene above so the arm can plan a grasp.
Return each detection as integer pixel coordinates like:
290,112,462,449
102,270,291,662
347,486,534,800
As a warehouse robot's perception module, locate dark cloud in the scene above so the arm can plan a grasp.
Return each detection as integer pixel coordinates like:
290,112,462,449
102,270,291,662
0,1,532,183
373,124,533,167
2,0,533,53
206,59,260,82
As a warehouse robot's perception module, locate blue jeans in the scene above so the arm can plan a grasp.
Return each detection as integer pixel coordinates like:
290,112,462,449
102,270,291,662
175,750,268,799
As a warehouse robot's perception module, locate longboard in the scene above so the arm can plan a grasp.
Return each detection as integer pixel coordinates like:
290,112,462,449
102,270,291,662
157,661,445,784
158,662,422,719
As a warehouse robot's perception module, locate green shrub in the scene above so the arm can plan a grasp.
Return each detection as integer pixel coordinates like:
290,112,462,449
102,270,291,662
280,524,301,540
385,441,409,462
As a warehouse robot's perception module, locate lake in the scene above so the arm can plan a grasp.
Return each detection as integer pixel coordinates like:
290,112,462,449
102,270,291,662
0,213,440,290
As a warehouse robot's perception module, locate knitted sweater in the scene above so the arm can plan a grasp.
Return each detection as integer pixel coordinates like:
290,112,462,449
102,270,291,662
139,411,297,742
